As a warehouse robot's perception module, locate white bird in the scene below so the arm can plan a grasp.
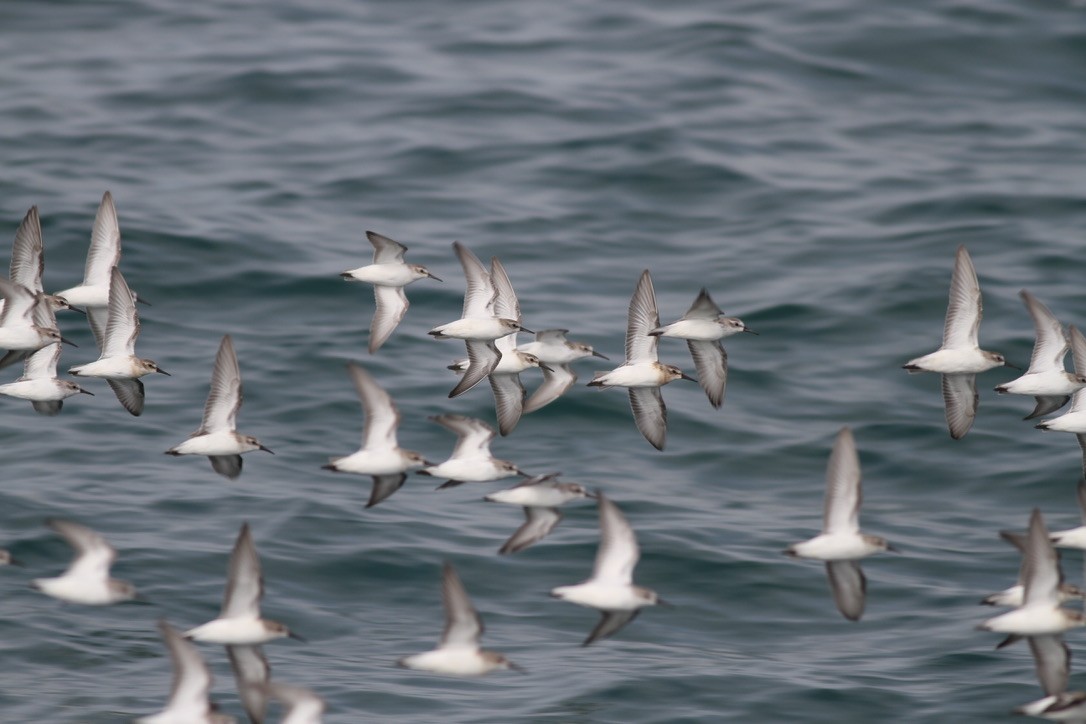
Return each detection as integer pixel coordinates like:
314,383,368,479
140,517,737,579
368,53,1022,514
418,414,526,489
995,291,1086,419
226,644,269,724
520,329,609,413
321,363,429,508
588,270,694,451
53,191,123,309
981,530,1083,608
398,561,521,676
165,335,272,479
185,523,303,645
485,473,596,555
1037,327,1086,471
1012,635,1085,721
903,246,1011,439
32,519,137,605
265,682,326,724
429,242,529,398
0,277,70,362
649,288,756,408
551,492,666,645
979,509,1085,642
785,427,894,621
68,266,168,415
1,205,81,319
0,340,93,415
136,619,236,724
340,230,442,354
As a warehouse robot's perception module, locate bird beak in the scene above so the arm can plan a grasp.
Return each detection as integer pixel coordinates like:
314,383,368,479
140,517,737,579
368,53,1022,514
427,271,443,282
655,597,675,608
288,630,307,643
591,350,609,360
680,372,697,381
60,336,78,348
156,368,171,376
130,593,154,605
421,459,437,467
584,491,599,499
259,445,275,454
136,296,152,307
514,467,531,477
743,327,759,335
540,363,554,372
886,544,902,553
68,305,87,316
78,387,94,396
508,662,528,674
520,327,534,335
1003,361,1022,370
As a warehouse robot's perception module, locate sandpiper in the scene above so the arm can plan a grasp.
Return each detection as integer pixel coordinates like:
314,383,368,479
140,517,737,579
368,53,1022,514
981,530,1083,607
340,230,441,354
53,191,123,309
551,492,666,645
32,519,137,605
2,205,81,318
165,335,272,479
418,414,526,489
0,277,71,363
1036,328,1086,477
519,329,608,413
485,473,595,554
184,523,303,645
785,427,894,621
321,363,430,508
903,246,1011,439
588,270,694,451
68,266,168,416
0,342,93,415
398,561,521,676
649,288,755,408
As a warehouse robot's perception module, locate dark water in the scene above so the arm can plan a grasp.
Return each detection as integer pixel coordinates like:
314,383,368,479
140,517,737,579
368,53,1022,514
3,0,1086,721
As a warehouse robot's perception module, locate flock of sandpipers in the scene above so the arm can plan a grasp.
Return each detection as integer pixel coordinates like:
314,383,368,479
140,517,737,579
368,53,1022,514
2,193,1085,720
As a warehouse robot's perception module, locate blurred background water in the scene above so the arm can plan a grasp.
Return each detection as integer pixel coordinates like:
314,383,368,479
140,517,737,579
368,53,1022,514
2,0,1086,721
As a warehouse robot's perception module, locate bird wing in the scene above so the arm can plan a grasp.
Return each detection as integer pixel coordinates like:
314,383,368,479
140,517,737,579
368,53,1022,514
200,335,242,434
941,373,978,440
453,242,494,319
1022,509,1061,608
348,363,399,450
10,206,44,292
489,372,526,436
524,363,576,413
439,562,483,649
227,644,269,724
628,386,667,451
822,427,861,535
209,455,243,480
369,285,408,354
592,494,639,585
683,288,722,320
1029,635,1070,698
104,266,140,357
583,610,639,646
221,523,264,619
23,342,60,380
448,340,499,398
626,270,660,364
1021,290,1069,374
432,414,495,459
687,339,727,409
489,257,520,322
0,277,37,327
366,473,407,508
107,378,145,416
941,245,982,350
158,619,214,717
83,192,122,286
499,507,561,555
825,560,866,621
49,518,115,580
367,230,407,264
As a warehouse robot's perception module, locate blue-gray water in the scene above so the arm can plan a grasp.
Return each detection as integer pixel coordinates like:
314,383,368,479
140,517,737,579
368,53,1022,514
2,0,1086,721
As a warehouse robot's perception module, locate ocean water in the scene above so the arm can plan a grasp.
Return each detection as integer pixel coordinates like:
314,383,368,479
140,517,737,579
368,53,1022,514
2,0,1086,721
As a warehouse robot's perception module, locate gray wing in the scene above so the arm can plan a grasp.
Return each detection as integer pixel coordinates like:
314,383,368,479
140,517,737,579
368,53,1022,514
825,560,866,621
687,339,727,409
157,619,214,716
210,455,243,480
489,372,525,436
439,562,482,649
10,206,44,292
1022,508,1061,607
369,285,408,354
222,523,263,619
83,192,121,286
366,474,406,508
107,378,145,416
489,257,520,322
1029,635,1070,698
200,335,242,434
1026,396,1070,421
86,305,109,352
1021,291,1069,374
628,386,667,451
941,373,977,440
942,245,982,350
524,363,576,413
1072,326,1086,379
448,340,499,398
348,363,400,450
683,288,722,320
583,610,639,646
32,400,63,416
592,494,639,585
822,427,861,536
227,644,269,724
367,230,407,264
104,266,140,357
498,507,562,555
453,242,495,319
626,270,660,364
0,277,37,327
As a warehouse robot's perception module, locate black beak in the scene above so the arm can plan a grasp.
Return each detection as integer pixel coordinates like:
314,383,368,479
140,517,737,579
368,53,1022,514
1003,361,1022,370
136,296,152,307
508,662,528,674
68,305,87,316
156,368,171,376
288,630,307,643
539,363,554,372
886,544,902,553
259,445,274,455
591,350,609,360
78,387,94,396
427,272,443,282
520,327,534,335
680,372,697,381
656,597,675,608
60,336,78,348
743,327,759,335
